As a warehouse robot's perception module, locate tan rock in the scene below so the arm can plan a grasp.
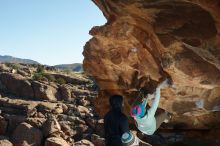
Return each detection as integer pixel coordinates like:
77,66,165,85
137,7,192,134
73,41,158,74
43,116,61,137
37,102,58,113
59,84,73,101
0,97,38,116
0,64,10,72
37,102,65,115
60,122,75,136
0,138,13,146
77,105,90,114
74,139,94,146
45,137,69,146
0,73,34,98
52,104,64,114
11,122,42,146
62,104,68,113
17,69,30,77
32,81,59,101
26,118,46,129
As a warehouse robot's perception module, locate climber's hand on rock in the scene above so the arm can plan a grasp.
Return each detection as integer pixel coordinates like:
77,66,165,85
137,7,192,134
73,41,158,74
158,78,169,88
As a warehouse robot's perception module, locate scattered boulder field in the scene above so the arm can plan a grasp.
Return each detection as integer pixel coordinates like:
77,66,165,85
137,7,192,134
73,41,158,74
0,63,105,146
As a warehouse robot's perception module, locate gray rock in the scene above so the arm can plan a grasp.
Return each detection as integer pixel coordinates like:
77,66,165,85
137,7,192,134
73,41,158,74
11,122,43,146
4,115,26,135
43,116,61,137
0,116,8,135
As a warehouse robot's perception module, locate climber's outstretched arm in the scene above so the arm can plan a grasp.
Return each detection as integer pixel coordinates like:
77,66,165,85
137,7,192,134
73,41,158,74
147,78,170,117
147,87,160,117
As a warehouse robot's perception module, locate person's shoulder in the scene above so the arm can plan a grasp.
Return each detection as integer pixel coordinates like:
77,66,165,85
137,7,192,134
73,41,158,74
104,110,112,119
120,112,128,121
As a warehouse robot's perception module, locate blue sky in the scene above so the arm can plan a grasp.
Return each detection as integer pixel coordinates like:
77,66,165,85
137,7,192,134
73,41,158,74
0,0,106,65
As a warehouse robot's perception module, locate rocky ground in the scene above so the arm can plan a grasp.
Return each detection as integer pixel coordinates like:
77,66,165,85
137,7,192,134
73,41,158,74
0,63,105,146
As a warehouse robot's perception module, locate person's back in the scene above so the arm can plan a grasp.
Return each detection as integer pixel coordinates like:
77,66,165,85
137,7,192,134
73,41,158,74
104,95,129,146
104,109,129,146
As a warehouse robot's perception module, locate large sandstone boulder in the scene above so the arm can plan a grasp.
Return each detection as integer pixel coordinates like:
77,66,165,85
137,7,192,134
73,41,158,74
32,81,59,101
45,137,69,146
11,122,43,146
0,73,34,98
83,0,220,129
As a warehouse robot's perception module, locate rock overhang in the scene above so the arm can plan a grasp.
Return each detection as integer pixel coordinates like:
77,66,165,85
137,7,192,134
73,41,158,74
83,0,220,129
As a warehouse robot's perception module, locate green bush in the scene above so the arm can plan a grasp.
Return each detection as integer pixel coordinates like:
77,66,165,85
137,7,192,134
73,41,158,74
33,73,45,81
63,69,71,74
33,73,55,82
44,74,56,82
5,63,19,70
56,78,66,85
36,65,45,73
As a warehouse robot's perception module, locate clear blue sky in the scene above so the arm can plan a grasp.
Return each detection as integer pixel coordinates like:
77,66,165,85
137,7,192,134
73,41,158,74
0,0,106,65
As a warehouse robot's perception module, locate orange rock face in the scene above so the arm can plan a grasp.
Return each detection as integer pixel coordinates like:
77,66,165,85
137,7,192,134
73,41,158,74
83,0,220,129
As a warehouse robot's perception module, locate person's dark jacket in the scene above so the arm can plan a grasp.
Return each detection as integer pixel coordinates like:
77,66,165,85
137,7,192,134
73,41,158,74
104,108,129,146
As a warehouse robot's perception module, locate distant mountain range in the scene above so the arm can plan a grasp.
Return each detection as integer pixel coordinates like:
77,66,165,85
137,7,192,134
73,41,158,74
0,55,83,72
54,63,83,72
0,55,39,64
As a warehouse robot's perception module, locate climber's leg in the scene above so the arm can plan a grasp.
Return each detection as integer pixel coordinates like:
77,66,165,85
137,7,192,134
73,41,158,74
155,110,170,130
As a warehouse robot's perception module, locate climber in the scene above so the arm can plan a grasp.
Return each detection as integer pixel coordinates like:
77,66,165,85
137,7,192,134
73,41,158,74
131,78,172,135
104,94,130,146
